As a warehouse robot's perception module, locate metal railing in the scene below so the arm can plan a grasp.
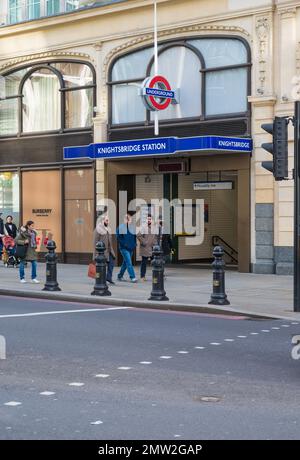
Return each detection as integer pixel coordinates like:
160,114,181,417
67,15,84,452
212,235,238,264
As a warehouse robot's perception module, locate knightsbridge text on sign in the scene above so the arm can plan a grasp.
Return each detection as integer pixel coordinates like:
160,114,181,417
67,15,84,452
64,136,253,161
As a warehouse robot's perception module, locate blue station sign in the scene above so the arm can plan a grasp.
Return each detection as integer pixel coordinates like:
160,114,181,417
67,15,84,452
64,136,253,161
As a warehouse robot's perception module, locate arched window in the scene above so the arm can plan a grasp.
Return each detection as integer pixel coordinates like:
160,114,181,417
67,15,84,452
22,67,61,132
0,60,96,137
109,37,251,126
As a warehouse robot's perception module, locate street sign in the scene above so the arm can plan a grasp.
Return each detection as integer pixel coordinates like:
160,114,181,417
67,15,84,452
141,75,176,111
193,181,233,191
64,136,253,161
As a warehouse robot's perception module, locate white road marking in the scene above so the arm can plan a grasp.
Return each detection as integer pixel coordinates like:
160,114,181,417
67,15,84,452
177,351,189,354
95,374,110,378
40,391,55,396
272,327,280,330
195,346,206,350
281,325,290,328
250,333,259,335
210,342,221,346
224,339,235,342
0,307,130,319
159,356,172,359
117,367,132,370
237,336,247,338
90,421,103,425
139,361,152,365
261,330,270,333
68,382,85,387
4,401,22,406
292,322,299,325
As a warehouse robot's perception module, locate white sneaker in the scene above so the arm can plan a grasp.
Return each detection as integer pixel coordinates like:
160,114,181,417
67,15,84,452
130,278,138,283
20,279,27,283
31,279,40,284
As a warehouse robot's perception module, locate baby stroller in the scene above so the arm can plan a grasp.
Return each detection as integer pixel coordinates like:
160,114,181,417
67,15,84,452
2,235,19,268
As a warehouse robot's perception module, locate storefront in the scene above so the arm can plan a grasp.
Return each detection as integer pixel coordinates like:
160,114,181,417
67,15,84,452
106,36,251,272
0,59,96,263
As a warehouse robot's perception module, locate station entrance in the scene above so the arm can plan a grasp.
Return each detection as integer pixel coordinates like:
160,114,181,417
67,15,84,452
107,152,250,272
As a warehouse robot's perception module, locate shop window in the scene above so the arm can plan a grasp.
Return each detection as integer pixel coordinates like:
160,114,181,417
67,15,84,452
0,60,95,137
0,99,18,135
8,0,22,24
206,68,248,116
22,68,61,132
190,38,248,68
27,0,41,20
46,0,60,15
150,46,202,121
0,172,20,227
65,88,93,129
112,83,145,124
109,36,250,125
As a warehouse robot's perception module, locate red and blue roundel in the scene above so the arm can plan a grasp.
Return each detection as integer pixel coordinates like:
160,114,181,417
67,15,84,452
142,75,175,111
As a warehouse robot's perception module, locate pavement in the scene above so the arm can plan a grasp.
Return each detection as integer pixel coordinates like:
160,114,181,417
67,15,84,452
0,296,300,440
0,262,298,321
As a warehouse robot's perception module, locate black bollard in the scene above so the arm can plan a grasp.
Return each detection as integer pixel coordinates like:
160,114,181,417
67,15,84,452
149,245,169,301
43,240,61,292
91,241,111,297
209,246,230,306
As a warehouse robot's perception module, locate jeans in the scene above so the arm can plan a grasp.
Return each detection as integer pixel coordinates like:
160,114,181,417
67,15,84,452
106,253,115,282
19,260,37,280
140,256,149,278
118,248,136,280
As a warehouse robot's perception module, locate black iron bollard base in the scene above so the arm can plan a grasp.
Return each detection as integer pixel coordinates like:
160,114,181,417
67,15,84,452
209,295,230,306
91,287,111,297
43,284,61,292
148,293,169,301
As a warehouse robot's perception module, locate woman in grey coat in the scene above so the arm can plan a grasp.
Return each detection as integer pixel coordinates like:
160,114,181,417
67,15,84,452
93,215,116,285
15,220,39,284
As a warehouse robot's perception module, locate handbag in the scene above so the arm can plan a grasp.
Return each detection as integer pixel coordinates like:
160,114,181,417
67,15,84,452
15,244,28,260
88,262,96,279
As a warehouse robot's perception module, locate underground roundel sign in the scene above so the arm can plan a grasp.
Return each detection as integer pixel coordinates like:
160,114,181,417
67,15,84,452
141,75,176,111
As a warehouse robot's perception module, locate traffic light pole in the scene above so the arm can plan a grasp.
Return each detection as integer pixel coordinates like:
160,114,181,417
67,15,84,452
294,101,300,312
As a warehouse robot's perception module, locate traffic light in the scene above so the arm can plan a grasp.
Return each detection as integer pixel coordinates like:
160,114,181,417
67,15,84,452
261,117,289,181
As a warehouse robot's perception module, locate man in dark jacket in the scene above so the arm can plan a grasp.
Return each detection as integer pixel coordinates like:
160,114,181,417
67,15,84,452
116,214,137,283
4,215,17,239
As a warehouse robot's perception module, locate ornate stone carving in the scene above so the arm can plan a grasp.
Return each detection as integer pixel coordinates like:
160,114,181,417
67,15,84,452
255,16,271,96
0,51,91,73
278,8,297,19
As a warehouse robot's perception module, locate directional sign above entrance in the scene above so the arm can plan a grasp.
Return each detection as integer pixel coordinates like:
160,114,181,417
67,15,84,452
64,136,253,161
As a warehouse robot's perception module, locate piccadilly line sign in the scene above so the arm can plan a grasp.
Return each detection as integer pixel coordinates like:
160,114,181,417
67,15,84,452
64,136,253,161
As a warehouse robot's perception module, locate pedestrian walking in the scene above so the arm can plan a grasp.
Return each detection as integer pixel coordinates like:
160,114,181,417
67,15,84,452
116,214,137,283
15,220,40,284
137,214,157,281
93,214,116,285
4,215,17,239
